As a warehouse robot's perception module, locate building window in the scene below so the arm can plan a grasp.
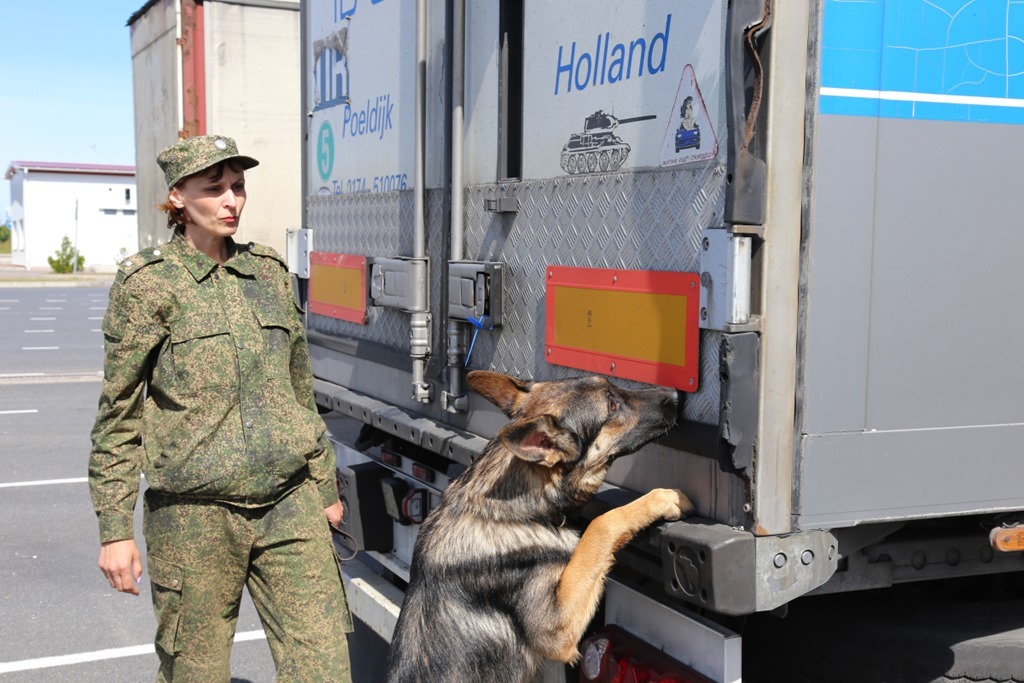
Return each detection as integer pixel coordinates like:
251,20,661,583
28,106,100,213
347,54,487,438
125,188,131,205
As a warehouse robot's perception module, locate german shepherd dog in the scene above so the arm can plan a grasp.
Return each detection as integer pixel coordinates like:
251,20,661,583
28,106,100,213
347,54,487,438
385,370,693,683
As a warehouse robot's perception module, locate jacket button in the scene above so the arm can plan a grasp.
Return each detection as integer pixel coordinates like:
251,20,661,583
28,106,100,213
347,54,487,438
171,579,179,588
236,342,245,350
245,421,253,429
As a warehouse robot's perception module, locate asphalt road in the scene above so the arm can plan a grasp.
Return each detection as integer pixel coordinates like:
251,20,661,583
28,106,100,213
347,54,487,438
0,286,277,682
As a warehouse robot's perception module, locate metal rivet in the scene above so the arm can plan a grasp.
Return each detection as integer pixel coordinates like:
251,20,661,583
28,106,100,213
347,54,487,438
912,551,927,570
801,550,814,565
773,553,787,569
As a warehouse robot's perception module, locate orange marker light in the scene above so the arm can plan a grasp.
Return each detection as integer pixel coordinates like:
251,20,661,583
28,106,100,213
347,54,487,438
989,526,1024,553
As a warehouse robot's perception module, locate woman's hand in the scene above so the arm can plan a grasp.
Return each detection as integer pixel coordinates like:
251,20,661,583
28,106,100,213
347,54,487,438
324,500,344,529
98,539,143,596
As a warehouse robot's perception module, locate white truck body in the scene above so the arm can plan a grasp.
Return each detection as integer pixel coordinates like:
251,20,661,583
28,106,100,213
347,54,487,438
293,1,1024,680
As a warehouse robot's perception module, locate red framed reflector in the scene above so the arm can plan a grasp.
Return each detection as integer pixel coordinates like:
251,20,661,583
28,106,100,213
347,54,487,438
309,252,368,324
545,266,700,391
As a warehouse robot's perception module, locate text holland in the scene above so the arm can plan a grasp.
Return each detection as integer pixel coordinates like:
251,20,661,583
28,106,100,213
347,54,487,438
554,14,672,95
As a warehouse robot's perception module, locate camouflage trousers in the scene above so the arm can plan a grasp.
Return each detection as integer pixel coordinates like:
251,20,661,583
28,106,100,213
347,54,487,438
143,479,353,683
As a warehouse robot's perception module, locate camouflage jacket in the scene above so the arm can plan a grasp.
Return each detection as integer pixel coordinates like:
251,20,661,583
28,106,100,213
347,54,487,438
88,232,338,543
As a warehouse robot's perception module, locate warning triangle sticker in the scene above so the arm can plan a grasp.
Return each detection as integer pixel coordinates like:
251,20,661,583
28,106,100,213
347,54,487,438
660,64,718,167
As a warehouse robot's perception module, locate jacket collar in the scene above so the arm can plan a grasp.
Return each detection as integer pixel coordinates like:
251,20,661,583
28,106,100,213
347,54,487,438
170,231,256,280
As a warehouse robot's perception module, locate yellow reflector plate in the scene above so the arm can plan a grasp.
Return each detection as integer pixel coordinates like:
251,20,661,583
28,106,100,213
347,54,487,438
545,266,700,391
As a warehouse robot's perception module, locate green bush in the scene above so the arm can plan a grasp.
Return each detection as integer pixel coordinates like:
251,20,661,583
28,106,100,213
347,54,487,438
0,223,10,243
48,235,85,274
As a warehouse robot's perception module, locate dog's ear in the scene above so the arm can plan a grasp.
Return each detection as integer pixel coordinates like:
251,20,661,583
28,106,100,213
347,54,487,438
498,415,580,467
467,370,532,416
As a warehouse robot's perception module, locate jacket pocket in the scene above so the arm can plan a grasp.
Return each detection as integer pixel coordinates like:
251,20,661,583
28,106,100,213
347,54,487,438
147,554,185,656
253,307,294,380
170,316,236,389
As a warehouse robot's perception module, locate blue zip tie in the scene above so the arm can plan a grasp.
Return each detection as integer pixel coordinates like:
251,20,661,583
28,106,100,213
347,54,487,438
464,316,492,367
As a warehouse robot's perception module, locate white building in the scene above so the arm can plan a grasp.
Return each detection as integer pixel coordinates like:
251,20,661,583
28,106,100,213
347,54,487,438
5,161,138,271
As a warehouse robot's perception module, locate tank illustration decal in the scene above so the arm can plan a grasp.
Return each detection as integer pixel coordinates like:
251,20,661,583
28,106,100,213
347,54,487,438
660,64,718,167
559,111,657,175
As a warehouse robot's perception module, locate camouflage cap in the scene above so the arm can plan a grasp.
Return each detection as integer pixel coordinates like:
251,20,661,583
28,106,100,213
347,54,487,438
157,135,259,188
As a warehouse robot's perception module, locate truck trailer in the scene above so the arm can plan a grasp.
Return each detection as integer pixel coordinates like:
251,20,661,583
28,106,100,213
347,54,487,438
291,1,1024,680
128,0,303,254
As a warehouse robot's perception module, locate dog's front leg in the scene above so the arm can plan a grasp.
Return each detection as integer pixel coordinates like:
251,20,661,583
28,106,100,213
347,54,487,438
546,488,693,663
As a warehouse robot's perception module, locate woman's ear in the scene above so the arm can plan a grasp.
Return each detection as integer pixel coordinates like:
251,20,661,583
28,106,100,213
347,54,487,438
169,189,184,209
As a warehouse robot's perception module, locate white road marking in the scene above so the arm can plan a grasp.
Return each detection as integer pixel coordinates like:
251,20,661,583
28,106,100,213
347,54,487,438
89,307,107,310
0,410,39,416
45,299,66,303
0,477,85,488
30,317,56,321
87,316,103,320
90,329,102,332
0,299,19,303
39,307,62,310
0,307,9,311
24,330,54,333
22,346,59,351
0,630,266,673
0,372,102,385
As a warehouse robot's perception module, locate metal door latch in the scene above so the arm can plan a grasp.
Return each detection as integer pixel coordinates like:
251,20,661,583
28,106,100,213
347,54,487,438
448,261,503,326
369,257,429,312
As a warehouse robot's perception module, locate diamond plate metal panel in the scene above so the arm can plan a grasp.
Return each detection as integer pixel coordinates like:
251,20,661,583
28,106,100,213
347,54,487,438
306,190,448,357
306,166,727,425
464,165,727,425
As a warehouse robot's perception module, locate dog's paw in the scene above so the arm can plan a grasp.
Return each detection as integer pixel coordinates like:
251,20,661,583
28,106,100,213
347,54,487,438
646,488,695,522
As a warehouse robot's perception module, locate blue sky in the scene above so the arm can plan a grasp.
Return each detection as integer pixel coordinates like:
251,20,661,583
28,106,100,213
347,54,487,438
1,1,142,220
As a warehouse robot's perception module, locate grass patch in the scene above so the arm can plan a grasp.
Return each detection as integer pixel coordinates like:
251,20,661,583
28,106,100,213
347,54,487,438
0,239,10,255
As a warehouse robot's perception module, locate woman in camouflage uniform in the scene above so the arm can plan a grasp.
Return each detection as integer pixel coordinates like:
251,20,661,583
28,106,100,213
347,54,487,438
88,135,352,682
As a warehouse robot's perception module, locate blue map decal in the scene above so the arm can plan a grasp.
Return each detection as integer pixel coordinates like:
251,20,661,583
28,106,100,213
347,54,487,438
820,0,1024,123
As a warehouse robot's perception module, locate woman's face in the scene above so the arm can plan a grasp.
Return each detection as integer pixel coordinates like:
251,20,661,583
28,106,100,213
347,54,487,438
169,163,246,240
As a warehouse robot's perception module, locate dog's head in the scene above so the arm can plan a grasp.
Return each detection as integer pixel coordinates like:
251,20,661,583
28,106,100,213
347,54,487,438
467,371,678,473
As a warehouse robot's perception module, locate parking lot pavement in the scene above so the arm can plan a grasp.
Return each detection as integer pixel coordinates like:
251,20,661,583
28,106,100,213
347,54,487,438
0,287,276,682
